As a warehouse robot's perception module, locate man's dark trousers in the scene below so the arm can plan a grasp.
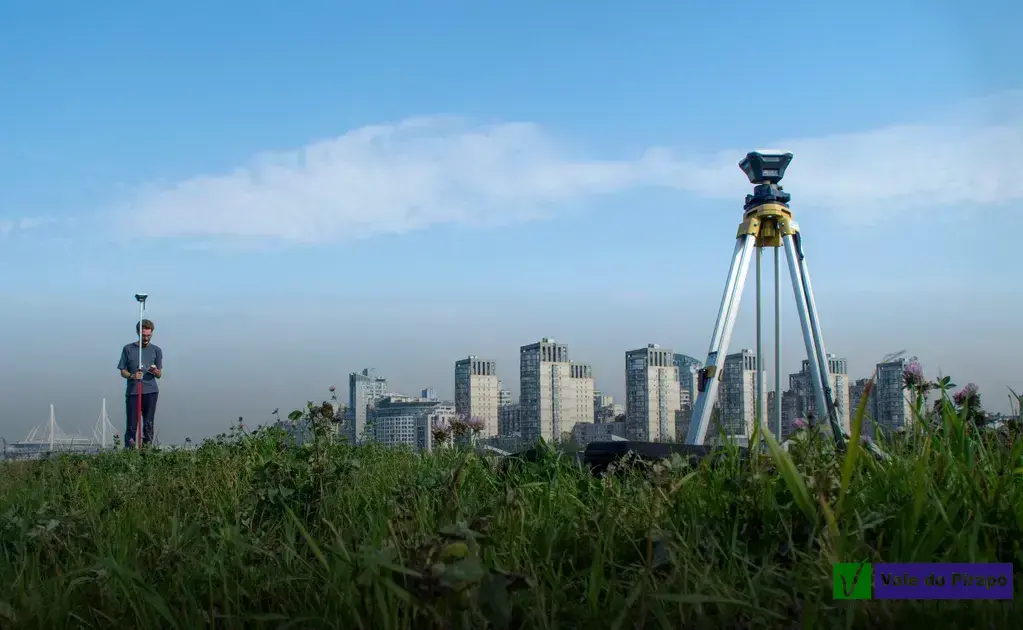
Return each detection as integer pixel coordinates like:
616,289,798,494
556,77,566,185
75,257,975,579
125,392,158,448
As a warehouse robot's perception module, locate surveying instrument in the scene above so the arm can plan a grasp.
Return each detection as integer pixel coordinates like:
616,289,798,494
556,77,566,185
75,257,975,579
684,151,849,451
134,293,148,450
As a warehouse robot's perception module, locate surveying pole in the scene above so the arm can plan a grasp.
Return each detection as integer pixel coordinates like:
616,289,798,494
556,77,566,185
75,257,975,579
134,293,148,450
684,151,847,450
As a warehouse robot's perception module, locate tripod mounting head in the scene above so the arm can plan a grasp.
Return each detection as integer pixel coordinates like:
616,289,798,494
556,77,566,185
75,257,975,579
134,293,148,303
740,151,793,211
740,151,792,185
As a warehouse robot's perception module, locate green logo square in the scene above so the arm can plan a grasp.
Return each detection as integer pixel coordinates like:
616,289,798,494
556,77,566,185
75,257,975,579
833,562,872,600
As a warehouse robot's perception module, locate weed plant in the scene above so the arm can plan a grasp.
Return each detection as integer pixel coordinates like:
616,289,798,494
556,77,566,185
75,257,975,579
1,384,1021,629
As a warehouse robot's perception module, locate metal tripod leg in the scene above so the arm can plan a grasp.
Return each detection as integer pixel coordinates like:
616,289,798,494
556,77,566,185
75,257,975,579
755,247,765,448
793,234,843,438
782,235,845,448
773,247,782,442
686,234,757,445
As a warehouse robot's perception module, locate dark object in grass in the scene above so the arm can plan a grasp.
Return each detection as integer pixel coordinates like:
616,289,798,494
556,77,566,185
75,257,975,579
583,441,750,477
497,447,585,476
499,441,750,478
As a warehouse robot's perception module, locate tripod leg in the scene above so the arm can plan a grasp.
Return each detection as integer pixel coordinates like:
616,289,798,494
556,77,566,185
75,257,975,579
686,234,757,445
708,237,749,355
792,233,845,440
755,247,765,449
782,236,826,424
773,247,782,442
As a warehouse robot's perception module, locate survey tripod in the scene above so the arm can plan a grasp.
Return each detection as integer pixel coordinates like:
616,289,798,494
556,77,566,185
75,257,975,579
684,151,852,452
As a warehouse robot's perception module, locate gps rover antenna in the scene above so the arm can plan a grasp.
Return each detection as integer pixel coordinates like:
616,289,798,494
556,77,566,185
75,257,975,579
684,151,884,460
135,293,148,450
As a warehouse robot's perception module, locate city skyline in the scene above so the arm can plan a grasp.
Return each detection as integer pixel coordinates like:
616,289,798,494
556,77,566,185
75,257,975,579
319,342,931,452
2,328,1007,446
1,1,1020,443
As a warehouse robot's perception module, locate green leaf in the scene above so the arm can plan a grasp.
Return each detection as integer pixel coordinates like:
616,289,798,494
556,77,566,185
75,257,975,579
287,410,303,421
478,572,513,630
441,555,486,588
0,601,16,623
761,427,817,524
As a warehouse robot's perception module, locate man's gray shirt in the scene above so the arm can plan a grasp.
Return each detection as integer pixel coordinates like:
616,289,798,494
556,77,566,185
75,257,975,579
117,342,163,397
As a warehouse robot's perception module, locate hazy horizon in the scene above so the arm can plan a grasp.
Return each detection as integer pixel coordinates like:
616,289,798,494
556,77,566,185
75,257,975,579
2,1,1020,444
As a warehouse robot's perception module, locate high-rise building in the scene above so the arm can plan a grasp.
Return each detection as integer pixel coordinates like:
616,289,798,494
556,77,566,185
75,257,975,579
849,377,876,438
785,355,851,434
673,353,703,410
348,368,389,442
593,391,617,423
454,356,500,438
498,382,514,408
626,344,682,441
874,359,914,435
519,338,595,442
716,349,758,440
780,389,801,439
421,388,437,400
498,404,522,436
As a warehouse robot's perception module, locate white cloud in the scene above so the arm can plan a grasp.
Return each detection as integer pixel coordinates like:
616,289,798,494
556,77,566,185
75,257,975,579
0,216,56,237
114,90,1023,243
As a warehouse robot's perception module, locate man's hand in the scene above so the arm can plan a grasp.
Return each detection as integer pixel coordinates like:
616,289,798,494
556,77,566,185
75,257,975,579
148,365,161,378
134,371,144,380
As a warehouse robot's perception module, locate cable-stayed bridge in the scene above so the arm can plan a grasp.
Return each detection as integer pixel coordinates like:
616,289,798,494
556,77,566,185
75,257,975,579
2,400,119,460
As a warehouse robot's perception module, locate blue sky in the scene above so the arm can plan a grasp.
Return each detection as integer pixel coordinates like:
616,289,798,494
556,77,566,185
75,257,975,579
1,0,1021,443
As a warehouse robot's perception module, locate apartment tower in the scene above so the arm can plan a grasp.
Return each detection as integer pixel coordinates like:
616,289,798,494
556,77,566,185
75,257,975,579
716,349,758,440
519,338,595,442
874,358,914,435
347,368,389,442
625,344,682,441
784,354,851,434
454,356,500,438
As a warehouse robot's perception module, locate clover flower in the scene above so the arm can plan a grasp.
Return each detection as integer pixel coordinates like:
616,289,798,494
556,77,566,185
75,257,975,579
953,383,978,406
903,361,925,389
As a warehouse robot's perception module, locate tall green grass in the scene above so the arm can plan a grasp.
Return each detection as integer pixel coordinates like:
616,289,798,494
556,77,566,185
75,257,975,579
1,391,1021,629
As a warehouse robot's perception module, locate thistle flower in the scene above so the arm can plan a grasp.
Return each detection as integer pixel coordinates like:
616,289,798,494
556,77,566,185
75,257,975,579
431,418,452,444
953,383,978,406
464,416,486,434
450,416,470,438
792,418,807,430
329,385,336,393
903,361,925,389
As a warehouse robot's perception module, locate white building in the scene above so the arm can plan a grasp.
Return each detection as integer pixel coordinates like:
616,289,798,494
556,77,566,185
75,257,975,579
519,338,595,442
454,356,501,438
625,344,681,441
347,368,389,442
498,383,514,408
369,395,457,451
593,391,618,423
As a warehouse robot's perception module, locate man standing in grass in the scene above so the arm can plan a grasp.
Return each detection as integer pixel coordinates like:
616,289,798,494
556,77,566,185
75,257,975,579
117,319,163,448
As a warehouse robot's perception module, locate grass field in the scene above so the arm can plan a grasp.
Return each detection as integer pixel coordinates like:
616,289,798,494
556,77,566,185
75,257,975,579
1,387,1021,629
